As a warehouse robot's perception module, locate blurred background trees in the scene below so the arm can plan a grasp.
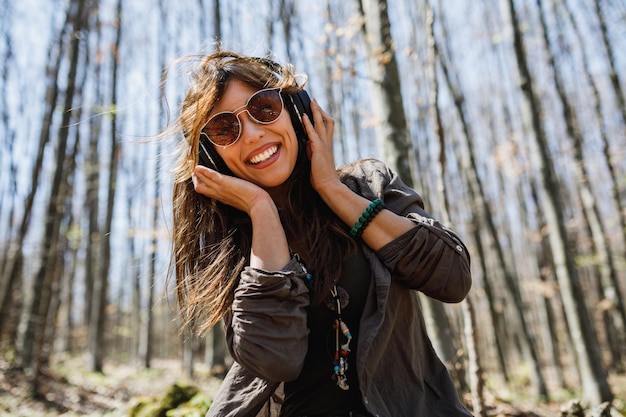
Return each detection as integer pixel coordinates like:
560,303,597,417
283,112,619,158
0,0,625,412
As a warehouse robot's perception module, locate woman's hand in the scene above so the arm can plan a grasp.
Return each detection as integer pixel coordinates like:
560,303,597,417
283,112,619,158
303,99,342,194
191,162,290,270
302,102,418,251
190,162,272,215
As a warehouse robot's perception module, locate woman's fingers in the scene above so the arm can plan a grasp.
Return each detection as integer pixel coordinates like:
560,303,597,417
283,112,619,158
310,99,334,140
304,99,341,192
191,164,270,214
192,165,231,200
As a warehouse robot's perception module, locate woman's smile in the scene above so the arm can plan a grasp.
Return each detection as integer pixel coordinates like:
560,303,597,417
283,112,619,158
212,80,299,189
248,144,279,165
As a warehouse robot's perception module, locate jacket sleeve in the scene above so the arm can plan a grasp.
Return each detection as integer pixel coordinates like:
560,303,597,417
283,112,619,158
377,214,471,302
342,159,471,303
225,255,311,382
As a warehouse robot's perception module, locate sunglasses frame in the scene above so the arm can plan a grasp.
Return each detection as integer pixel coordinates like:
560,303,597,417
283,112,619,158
201,87,284,148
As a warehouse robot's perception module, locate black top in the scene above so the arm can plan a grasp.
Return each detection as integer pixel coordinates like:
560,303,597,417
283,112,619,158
280,247,372,417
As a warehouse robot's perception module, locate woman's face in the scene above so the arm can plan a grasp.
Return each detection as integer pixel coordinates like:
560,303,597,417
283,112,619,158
209,80,299,189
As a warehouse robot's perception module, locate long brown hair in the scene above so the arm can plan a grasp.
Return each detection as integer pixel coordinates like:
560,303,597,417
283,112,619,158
169,51,354,335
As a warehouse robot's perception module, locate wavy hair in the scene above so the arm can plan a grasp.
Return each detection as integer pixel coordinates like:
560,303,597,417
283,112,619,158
168,51,355,335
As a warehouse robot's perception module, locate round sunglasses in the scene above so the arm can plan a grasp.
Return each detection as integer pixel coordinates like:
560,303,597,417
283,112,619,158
201,87,284,147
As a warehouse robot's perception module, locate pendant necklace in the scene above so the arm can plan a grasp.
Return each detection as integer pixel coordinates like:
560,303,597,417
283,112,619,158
292,251,353,391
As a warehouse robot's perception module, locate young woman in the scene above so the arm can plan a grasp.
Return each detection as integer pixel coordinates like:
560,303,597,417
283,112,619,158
169,50,473,417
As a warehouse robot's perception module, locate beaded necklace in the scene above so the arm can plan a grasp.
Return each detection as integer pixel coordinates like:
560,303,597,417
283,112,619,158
292,252,353,391
330,285,352,390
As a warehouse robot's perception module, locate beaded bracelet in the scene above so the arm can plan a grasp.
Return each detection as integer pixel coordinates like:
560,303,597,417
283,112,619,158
350,198,384,237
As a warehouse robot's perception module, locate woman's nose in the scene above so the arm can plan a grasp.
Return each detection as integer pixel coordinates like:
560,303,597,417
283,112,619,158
238,112,265,142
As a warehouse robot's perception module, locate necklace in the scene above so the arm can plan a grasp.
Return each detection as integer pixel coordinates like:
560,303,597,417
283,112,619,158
292,251,353,391
329,285,352,390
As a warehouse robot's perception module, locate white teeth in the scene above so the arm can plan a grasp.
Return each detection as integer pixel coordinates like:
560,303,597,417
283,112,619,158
249,145,278,164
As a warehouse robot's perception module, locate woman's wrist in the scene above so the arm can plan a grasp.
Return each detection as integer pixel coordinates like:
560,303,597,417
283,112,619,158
314,179,349,205
248,196,291,270
248,193,279,222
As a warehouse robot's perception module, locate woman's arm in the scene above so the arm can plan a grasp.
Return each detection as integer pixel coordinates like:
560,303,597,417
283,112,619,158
191,165,308,381
304,103,471,303
247,196,291,270
192,164,291,270
315,180,416,251
302,102,415,251
227,256,311,381
347,159,471,303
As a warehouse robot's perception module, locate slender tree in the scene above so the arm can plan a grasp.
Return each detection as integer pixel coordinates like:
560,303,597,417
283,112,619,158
355,0,412,183
83,9,103,336
208,0,228,374
561,0,626,333
537,0,626,371
44,109,84,367
0,7,69,344
0,1,18,349
505,0,612,404
21,0,87,387
437,0,549,399
87,0,122,372
425,1,478,404
0,0,15,275
593,0,626,133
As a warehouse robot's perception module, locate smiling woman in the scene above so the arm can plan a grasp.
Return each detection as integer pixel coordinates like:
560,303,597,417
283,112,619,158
166,50,472,417
201,87,285,147
204,80,300,190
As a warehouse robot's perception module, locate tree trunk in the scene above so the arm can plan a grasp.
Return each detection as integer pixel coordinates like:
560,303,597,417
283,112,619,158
140,148,158,369
358,0,469,394
436,1,548,398
593,0,626,135
0,1,16,287
355,0,412,184
561,0,626,357
209,321,227,376
54,224,79,358
537,0,626,370
423,1,468,392
44,123,83,367
463,297,486,417
84,13,103,333
506,0,612,404
0,7,68,341
569,0,626,246
183,333,195,378
21,0,87,388
278,0,295,62
129,196,141,362
213,0,221,42
87,0,121,373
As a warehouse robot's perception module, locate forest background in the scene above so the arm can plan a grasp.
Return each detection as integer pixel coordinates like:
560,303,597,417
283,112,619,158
1,0,625,416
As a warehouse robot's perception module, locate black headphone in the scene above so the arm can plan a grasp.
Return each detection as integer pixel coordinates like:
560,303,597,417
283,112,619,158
285,89,314,143
198,88,314,171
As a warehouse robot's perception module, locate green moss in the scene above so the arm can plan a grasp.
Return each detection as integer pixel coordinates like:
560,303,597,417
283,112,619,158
128,383,209,417
159,383,199,411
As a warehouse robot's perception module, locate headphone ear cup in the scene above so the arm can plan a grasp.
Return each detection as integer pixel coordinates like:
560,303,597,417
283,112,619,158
286,89,314,142
198,139,233,175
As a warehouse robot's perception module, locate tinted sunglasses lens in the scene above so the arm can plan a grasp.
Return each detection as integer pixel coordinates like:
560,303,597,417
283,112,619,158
248,89,283,123
205,114,240,146
203,89,283,147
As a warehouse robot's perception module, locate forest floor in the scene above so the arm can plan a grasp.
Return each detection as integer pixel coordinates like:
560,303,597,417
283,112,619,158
0,357,625,417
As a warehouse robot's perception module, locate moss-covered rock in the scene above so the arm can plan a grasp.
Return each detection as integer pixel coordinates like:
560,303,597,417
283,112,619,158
166,392,212,417
128,383,206,417
160,383,199,411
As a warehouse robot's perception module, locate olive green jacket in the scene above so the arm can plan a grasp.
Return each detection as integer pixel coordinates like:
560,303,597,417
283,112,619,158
206,159,473,417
